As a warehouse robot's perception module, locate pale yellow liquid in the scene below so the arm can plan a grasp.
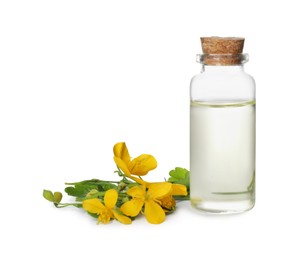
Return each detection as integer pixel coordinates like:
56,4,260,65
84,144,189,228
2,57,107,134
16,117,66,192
190,100,255,213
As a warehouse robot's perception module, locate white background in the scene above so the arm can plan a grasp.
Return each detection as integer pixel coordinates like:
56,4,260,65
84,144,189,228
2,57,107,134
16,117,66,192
1,0,306,259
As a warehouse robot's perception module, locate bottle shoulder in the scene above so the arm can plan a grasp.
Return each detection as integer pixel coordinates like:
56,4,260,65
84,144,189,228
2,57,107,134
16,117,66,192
190,70,255,101
191,71,255,88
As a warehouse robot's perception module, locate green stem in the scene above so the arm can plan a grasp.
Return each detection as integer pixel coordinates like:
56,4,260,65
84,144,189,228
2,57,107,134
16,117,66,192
55,202,82,208
75,191,106,201
115,167,134,184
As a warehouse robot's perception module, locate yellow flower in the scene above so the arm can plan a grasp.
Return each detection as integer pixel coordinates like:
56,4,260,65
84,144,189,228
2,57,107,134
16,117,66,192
159,195,176,211
82,189,131,225
120,182,172,224
113,142,157,185
158,184,188,211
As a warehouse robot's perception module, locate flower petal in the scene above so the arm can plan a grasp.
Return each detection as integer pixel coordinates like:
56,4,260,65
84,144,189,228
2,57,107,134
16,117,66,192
126,185,146,198
113,142,131,165
147,182,172,199
114,156,132,177
128,154,157,176
104,189,118,209
144,200,166,224
113,209,132,224
171,184,188,196
120,198,144,217
83,198,105,214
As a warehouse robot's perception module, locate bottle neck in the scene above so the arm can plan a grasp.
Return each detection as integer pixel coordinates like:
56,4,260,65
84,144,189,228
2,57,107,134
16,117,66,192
201,64,245,73
196,53,249,72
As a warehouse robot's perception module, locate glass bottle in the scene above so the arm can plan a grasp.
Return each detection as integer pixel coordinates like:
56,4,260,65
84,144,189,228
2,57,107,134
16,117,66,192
190,37,256,214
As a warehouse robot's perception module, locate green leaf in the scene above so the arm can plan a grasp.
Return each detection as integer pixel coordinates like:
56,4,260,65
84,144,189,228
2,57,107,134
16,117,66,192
87,212,99,219
65,181,119,199
43,190,54,202
168,167,190,189
64,186,80,197
65,184,97,198
169,167,188,179
101,183,117,191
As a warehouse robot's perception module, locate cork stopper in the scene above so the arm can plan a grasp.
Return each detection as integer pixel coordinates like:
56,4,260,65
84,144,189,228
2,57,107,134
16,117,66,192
200,37,246,65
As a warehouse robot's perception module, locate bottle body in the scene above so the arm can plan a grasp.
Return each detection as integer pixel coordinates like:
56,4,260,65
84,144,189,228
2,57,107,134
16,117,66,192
190,65,256,213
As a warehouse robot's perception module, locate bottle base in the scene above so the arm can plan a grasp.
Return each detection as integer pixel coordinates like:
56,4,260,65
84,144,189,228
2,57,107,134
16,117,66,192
191,198,255,214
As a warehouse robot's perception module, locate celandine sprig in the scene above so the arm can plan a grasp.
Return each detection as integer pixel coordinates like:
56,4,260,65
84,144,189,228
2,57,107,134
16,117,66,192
43,142,190,225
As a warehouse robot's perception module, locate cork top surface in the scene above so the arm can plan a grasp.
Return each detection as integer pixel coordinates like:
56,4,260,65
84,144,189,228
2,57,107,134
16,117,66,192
200,37,245,54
